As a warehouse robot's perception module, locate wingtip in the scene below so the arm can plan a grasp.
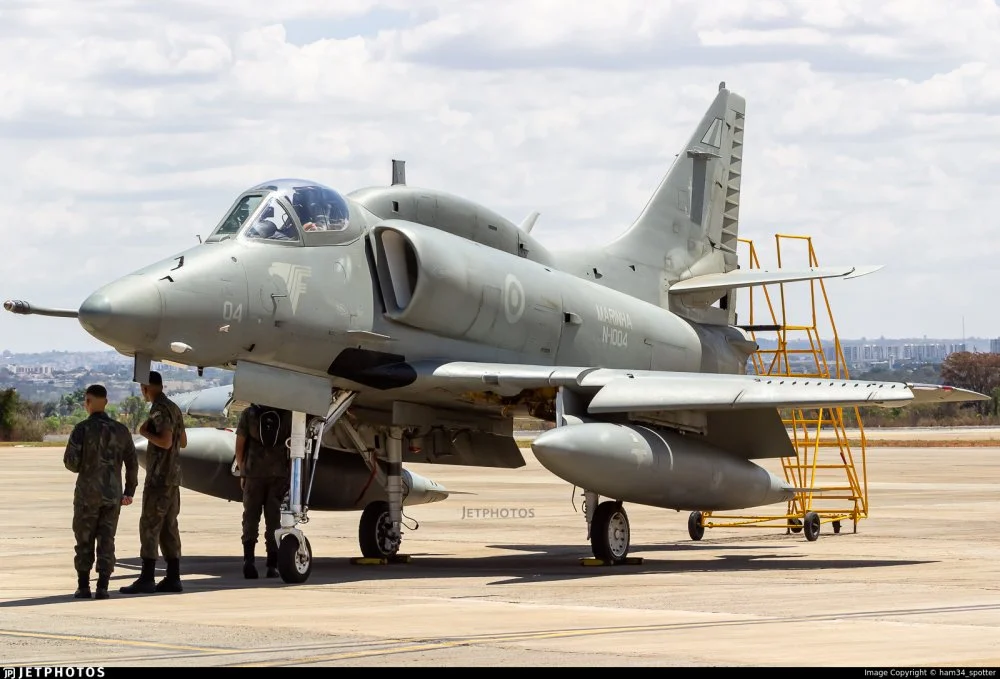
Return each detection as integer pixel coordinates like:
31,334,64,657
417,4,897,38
907,383,992,402
843,265,885,280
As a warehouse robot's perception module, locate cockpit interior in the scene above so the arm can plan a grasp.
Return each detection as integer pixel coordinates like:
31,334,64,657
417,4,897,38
207,179,355,245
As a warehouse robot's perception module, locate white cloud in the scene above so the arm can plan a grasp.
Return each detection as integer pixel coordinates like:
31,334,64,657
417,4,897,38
1,0,1000,354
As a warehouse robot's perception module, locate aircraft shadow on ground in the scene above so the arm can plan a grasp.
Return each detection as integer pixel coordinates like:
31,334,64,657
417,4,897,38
0,539,935,606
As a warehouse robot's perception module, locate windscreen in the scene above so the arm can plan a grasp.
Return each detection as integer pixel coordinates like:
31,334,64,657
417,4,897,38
213,194,265,239
244,196,300,243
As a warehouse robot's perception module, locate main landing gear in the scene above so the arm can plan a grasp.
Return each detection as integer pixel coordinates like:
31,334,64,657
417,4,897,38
582,490,636,566
335,418,407,561
273,390,410,583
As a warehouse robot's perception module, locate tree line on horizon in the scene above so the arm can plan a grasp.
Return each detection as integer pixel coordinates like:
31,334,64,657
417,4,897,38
0,387,236,442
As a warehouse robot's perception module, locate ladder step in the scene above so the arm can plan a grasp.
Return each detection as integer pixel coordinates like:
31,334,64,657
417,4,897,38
795,495,860,501
786,440,848,445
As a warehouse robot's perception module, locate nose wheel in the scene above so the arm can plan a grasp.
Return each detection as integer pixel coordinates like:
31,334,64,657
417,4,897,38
277,532,313,583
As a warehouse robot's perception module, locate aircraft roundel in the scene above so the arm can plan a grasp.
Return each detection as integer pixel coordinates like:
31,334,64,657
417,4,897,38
504,273,526,324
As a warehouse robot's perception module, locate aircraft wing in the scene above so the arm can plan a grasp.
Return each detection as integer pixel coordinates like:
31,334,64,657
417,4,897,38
394,361,989,412
668,266,882,298
585,375,987,413
166,362,987,421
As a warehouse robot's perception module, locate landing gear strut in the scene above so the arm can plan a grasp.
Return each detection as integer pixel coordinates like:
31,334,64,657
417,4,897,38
334,418,407,560
274,391,357,584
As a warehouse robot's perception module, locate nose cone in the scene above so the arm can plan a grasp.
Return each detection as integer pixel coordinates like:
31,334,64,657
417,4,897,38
78,276,162,350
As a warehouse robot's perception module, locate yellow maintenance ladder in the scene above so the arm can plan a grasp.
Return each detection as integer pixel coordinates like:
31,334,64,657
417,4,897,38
688,234,869,542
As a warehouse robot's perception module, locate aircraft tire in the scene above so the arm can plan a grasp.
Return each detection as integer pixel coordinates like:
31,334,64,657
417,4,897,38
803,512,821,542
688,511,705,541
590,501,630,564
277,533,312,583
359,500,400,559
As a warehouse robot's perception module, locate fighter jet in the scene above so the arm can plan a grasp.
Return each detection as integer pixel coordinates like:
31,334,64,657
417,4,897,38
5,81,988,583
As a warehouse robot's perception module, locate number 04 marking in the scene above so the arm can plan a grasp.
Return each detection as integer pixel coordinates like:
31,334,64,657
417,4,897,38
222,301,243,322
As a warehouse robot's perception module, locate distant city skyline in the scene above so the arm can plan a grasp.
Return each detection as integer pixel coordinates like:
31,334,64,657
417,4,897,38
4,334,999,361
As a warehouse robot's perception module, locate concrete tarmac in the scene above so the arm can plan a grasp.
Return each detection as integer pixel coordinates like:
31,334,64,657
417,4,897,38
2,442,1000,667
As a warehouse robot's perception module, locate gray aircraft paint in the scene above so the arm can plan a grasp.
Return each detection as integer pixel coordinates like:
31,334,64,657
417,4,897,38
11,83,989,540
133,427,448,510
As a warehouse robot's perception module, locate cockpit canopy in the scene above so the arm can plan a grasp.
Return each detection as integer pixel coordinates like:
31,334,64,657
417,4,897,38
206,178,358,245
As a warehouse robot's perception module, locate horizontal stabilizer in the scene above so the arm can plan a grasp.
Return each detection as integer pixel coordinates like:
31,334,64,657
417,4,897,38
668,266,883,297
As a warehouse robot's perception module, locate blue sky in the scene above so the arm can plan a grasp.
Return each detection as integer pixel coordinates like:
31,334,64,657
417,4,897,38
1,0,999,351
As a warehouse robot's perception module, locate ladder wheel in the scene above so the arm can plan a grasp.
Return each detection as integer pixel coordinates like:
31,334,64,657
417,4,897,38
788,518,803,534
687,511,705,541
832,520,842,534
803,512,821,542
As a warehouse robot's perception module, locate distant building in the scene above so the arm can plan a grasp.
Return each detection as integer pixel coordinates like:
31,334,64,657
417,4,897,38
836,338,974,370
991,338,1000,354
5,365,52,376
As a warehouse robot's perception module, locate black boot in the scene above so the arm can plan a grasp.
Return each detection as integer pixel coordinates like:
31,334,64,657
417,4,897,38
155,558,183,593
243,541,258,579
265,548,279,578
95,572,110,600
74,570,91,599
119,558,156,594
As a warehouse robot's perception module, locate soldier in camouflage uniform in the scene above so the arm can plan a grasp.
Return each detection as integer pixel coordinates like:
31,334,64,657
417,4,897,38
64,384,138,600
120,371,187,595
235,403,291,578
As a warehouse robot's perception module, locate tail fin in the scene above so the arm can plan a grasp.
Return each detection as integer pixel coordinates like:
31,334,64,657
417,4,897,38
607,82,746,318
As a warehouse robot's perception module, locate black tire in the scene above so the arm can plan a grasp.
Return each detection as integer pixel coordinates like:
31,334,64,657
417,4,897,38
590,501,630,564
804,512,820,542
277,533,312,583
688,511,705,541
359,500,400,558
788,517,803,534
832,520,842,534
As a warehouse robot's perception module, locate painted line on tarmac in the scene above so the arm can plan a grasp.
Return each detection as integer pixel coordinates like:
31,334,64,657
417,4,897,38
235,601,1000,666
0,629,231,654
2,634,413,666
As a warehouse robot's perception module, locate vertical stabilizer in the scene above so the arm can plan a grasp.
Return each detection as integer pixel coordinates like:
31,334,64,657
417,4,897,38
607,83,746,318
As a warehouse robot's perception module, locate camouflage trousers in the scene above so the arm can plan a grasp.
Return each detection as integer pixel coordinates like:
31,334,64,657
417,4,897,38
140,485,182,561
242,477,288,556
73,501,122,574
